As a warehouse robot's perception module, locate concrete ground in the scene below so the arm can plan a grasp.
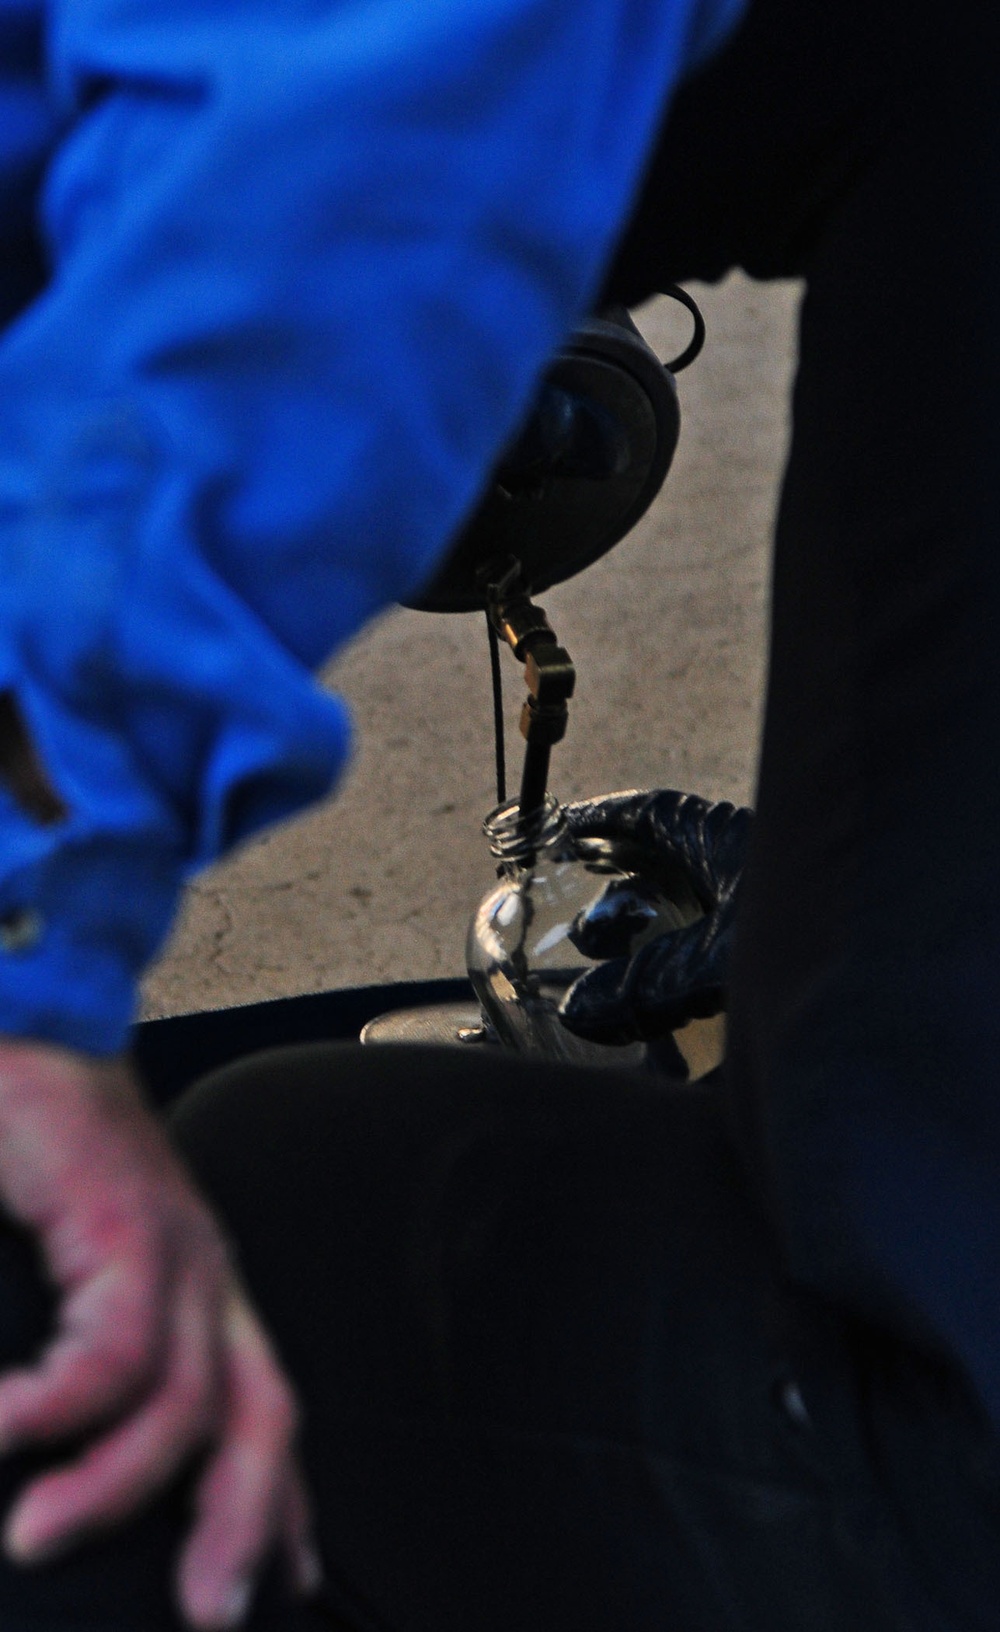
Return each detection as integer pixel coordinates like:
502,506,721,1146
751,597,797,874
140,272,804,1022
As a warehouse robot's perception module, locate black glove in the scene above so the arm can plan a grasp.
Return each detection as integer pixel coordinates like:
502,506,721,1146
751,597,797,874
557,789,752,1044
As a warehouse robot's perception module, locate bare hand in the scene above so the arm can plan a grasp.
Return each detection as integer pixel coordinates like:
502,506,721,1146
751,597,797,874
0,1039,321,1629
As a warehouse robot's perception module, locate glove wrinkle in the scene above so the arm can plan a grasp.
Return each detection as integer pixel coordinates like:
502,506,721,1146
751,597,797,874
560,789,751,1044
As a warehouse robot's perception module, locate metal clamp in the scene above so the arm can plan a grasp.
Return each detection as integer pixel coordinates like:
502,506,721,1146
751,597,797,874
487,561,576,819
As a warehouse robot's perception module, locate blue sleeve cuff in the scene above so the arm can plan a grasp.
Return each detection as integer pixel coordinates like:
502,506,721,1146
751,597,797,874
0,613,352,1055
0,841,179,1055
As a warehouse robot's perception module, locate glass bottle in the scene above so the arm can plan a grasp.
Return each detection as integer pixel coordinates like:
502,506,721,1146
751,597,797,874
466,794,704,1068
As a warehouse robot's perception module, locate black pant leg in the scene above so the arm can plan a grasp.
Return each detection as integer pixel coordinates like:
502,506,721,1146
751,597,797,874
169,1041,933,1632
735,17,1000,1621
610,1,1000,1623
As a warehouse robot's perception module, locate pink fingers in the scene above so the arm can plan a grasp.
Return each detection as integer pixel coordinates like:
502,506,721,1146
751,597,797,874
0,1254,167,1452
176,1297,306,1630
2,1265,219,1564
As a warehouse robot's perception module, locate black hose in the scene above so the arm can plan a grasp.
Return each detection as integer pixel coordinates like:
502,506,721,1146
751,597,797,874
486,612,507,806
660,283,706,373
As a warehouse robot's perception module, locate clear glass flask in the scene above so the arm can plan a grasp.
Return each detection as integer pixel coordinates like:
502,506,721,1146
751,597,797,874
466,795,704,1068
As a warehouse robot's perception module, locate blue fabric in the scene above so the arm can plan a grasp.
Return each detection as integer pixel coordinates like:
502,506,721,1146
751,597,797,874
0,0,746,1053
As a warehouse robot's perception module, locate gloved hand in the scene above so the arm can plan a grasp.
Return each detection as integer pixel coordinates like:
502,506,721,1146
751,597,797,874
558,789,752,1044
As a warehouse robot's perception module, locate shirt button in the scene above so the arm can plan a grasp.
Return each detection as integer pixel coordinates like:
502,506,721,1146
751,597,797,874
0,909,44,954
775,1377,813,1430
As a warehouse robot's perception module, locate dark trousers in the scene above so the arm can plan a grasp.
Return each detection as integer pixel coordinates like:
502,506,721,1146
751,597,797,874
166,1044,976,1632
3,0,1000,1623
603,0,1000,1623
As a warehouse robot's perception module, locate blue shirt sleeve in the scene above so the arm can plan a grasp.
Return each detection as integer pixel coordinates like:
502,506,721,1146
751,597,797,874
0,0,746,1053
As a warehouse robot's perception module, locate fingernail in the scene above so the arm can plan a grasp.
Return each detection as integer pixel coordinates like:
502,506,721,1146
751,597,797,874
3,1517,29,1562
4,1515,59,1566
220,1578,252,1628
